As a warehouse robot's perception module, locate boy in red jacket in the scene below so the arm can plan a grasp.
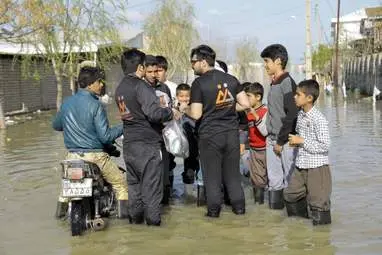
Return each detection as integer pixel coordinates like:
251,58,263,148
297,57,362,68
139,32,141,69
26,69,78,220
245,82,268,204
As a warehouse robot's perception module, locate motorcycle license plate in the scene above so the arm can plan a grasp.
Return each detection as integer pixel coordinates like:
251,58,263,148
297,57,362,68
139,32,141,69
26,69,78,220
62,178,92,197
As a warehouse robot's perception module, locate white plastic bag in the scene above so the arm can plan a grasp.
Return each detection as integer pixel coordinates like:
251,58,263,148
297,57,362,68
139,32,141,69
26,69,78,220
162,120,189,158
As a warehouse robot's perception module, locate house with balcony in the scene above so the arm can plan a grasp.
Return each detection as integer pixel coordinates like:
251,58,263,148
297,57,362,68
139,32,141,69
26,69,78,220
331,6,382,54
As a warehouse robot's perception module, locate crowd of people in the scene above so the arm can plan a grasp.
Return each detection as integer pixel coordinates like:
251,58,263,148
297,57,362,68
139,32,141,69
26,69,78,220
53,43,332,227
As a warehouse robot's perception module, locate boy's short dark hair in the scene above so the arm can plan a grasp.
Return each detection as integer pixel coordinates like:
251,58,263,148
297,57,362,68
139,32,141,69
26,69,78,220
216,60,228,73
260,44,288,69
145,55,158,67
176,83,191,94
78,66,105,89
298,79,320,103
241,82,251,90
156,55,168,70
120,48,145,75
190,44,216,67
244,82,264,101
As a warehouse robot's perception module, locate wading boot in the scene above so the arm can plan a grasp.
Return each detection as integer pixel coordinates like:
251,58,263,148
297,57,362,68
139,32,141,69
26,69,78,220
182,169,195,184
311,210,331,225
128,213,144,224
285,198,309,218
117,200,129,219
253,187,265,204
205,207,221,218
268,190,284,210
232,207,246,215
55,201,68,219
231,200,246,215
146,218,161,226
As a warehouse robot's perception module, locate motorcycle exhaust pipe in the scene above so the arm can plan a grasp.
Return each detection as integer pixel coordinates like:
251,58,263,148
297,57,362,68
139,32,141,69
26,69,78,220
92,218,106,231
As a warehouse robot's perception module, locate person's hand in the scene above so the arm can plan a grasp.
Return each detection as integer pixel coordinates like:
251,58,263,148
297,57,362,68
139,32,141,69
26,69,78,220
178,102,189,113
288,134,304,146
159,95,167,107
240,144,245,155
249,108,259,121
273,144,283,156
172,108,182,120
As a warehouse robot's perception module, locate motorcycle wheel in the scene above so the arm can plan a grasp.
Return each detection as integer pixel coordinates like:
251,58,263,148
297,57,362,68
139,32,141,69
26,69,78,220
70,200,86,236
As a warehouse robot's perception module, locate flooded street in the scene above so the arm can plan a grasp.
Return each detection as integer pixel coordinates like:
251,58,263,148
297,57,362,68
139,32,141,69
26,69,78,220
0,93,381,255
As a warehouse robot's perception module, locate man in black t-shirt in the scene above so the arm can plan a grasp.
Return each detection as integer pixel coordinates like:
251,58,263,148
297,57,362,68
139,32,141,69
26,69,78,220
180,45,251,217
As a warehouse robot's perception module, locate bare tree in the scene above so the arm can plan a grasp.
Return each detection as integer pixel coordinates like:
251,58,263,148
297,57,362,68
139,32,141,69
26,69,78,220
144,0,199,81
234,38,260,82
1,0,128,109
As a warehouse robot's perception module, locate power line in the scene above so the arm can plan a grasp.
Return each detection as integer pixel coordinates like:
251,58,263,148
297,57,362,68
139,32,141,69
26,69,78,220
324,0,336,16
315,3,330,44
221,3,305,26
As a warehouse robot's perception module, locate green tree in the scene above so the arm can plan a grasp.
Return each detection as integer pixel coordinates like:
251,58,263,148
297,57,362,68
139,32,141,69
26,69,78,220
144,0,199,81
312,44,333,72
1,0,128,109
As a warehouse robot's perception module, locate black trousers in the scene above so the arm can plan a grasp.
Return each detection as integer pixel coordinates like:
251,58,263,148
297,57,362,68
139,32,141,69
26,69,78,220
183,122,200,184
161,145,170,187
123,142,163,224
199,130,245,212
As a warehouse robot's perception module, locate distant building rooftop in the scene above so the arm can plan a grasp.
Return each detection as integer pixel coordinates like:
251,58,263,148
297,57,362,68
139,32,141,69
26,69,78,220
365,7,382,19
0,27,145,55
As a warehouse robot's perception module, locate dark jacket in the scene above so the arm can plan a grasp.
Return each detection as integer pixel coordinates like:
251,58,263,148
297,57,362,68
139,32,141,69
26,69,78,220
52,89,123,152
115,74,173,145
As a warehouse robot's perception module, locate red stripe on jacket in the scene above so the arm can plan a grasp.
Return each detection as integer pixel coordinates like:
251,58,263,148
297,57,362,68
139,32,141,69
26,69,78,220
247,105,267,149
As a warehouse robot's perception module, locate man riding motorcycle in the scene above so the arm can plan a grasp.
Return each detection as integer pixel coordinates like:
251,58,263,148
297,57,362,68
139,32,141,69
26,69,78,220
52,66,129,219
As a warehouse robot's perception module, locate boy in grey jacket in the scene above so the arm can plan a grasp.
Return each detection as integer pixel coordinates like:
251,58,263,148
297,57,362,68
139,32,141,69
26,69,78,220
260,44,299,210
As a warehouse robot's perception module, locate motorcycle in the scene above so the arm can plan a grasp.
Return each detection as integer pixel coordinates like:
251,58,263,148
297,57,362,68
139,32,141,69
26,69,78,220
59,144,123,236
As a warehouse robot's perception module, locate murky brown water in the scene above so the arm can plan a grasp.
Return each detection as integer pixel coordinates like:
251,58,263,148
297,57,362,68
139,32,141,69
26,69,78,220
0,92,381,255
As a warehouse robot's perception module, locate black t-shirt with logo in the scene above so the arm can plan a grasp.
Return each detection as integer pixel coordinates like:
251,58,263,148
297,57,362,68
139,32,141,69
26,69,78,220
190,69,243,138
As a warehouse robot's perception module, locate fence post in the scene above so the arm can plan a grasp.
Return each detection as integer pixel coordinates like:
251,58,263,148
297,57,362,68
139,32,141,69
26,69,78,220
0,94,6,129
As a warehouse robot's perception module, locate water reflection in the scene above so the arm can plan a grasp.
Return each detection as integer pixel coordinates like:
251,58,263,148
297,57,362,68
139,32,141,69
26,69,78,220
0,93,381,255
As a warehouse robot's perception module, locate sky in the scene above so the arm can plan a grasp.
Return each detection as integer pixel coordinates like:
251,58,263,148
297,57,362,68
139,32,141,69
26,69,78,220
125,0,382,64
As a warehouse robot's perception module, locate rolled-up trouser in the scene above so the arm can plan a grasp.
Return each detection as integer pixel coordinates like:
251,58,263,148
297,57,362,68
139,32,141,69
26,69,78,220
249,149,267,188
284,165,332,211
62,152,128,200
266,137,297,191
123,142,163,223
199,130,245,212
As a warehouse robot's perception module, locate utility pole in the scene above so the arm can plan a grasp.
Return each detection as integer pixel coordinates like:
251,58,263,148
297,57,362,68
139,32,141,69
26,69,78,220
334,0,341,87
305,0,312,79
315,4,321,46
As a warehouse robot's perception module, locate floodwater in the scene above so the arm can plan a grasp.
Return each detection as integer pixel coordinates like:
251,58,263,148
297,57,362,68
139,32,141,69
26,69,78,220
0,92,381,255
